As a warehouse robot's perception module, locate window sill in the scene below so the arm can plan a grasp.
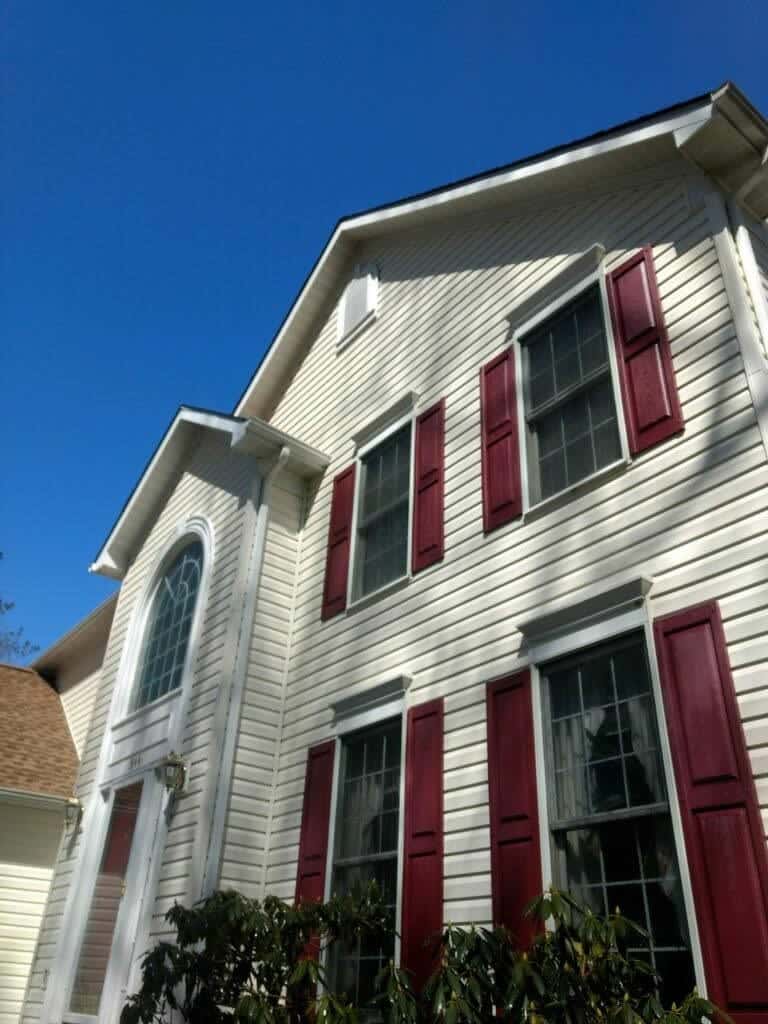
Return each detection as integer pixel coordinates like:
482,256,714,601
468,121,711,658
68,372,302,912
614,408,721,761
524,456,630,521
337,309,377,352
113,686,182,730
347,574,410,614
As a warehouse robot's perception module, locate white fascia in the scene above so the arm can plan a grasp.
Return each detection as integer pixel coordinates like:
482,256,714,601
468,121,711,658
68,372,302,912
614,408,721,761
235,99,719,420
90,407,328,580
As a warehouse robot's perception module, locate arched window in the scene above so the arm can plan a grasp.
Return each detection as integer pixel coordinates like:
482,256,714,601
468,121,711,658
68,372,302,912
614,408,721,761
134,540,204,709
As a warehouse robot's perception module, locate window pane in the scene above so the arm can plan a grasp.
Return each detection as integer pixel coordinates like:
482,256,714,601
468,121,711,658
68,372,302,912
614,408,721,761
134,541,203,708
524,287,620,502
329,722,402,1015
545,637,694,1000
357,426,411,598
69,783,143,1015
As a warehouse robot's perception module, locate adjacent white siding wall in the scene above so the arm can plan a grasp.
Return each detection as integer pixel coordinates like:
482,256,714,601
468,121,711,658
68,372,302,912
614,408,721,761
264,170,768,928
219,474,304,897
59,669,101,760
23,432,259,1021
0,805,62,1024
746,215,768,355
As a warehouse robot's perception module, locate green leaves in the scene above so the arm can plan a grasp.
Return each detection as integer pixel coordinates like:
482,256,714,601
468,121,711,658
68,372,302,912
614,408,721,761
121,887,723,1024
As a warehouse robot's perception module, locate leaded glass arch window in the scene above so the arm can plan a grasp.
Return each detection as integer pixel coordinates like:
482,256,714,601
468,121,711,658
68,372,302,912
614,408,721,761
134,540,203,709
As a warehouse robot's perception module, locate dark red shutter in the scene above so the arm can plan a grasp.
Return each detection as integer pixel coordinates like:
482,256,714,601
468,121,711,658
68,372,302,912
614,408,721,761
412,400,445,574
654,602,768,1021
295,740,335,907
480,350,522,533
321,465,356,620
486,671,542,947
606,247,683,455
402,698,444,992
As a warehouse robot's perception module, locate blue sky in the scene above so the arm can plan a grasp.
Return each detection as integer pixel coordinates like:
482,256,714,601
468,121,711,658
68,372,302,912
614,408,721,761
2,0,767,658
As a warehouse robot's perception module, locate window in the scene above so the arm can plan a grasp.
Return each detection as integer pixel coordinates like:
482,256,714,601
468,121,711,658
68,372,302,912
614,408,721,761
69,782,143,1015
134,540,203,708
353,423,412,599
521,285,622,503
541,634,695,1003
328,720,402,1015
338,264,378,344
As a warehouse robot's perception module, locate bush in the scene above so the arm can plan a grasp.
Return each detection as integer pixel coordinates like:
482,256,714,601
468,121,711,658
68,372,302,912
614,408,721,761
121,886,721,1024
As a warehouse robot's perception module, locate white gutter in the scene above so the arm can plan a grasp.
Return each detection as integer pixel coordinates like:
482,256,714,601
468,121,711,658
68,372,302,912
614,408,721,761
199,445,291,897
0,787,71,811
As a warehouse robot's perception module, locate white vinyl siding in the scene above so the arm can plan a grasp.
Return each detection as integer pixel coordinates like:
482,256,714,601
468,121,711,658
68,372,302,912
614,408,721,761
747,218,768,357
23,431,258,1021
262,169,768,932
218,473,304,898
0,805,62,1024
59,669,101,760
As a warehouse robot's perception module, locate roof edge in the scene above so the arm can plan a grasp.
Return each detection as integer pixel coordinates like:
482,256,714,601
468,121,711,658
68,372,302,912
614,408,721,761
234,87,720,419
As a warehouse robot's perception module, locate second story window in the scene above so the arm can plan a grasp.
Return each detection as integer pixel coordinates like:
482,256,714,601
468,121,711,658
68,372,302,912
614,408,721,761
133,540,203,709
353,422,412,600
521,285,622,504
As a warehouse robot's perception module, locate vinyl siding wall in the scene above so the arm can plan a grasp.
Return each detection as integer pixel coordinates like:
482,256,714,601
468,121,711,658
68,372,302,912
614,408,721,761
263,170,768,929
218,473,304,898
59,668,102,760
746,213,768,355
22,432,259,1021
0,805,62,1024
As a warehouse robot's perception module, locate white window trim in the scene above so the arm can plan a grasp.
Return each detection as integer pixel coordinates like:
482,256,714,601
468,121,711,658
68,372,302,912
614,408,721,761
42,517,215,1024
346,408,416,610
337,263,379,350
511,261,631,515
322,678,409,976
526,585,706,994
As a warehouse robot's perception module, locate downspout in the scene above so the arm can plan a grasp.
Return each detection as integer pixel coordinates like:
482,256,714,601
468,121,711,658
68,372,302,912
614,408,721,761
704,189,768,460
199,444,291,897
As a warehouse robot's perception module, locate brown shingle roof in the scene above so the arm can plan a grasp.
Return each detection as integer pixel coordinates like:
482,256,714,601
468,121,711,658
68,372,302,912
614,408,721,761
0,664,79,799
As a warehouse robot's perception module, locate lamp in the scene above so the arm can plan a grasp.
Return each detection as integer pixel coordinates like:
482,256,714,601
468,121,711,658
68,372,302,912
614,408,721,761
64,797,83,831
162,751,188,794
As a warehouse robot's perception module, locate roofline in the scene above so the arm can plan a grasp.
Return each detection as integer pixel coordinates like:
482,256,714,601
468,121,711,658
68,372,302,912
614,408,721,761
30,592,118,674
90,404,246,569
233,87,717,417
91,405,329,580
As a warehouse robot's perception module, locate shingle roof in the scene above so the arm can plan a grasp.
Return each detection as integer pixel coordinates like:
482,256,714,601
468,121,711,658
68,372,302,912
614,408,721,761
0,664,79,799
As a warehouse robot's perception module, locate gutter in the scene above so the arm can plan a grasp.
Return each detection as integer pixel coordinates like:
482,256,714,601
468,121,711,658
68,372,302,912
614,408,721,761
0,787,72,812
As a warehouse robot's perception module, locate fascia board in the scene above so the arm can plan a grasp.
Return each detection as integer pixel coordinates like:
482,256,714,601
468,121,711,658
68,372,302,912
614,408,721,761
234,101,714,419
90,407,327,581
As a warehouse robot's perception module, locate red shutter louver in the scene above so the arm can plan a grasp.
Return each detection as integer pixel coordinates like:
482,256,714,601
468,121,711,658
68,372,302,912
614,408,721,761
480,350,522,533
654,602,768,1021
606,247,683,455
295,740,335,908
486,671,542,948
321,465,356,621
401,698,444,992
412,400,445,574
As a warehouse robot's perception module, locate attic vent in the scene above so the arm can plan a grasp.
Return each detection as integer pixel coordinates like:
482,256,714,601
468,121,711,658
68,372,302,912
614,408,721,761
338,264,378,345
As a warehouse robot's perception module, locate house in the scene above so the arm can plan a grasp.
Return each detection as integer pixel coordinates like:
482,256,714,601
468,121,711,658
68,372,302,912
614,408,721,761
15,81,768,1024
0,665,78,1024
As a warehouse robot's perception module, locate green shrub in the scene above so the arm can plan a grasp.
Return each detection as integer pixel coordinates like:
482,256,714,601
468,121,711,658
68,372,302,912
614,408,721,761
121,886,721,1024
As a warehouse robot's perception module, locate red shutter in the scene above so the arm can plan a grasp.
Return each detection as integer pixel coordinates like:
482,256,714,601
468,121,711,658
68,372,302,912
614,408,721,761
486,671,542,947
654,602,768,1021
480,350,522,533
321,465,356,621
401,698,444,992
412,400,445,574
295,740,335,907
606,247,683,455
